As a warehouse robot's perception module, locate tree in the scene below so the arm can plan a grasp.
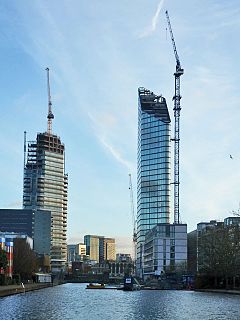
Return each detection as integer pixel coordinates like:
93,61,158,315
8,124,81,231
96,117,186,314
13,238,38,280
0,248,8,271
198,223,240,289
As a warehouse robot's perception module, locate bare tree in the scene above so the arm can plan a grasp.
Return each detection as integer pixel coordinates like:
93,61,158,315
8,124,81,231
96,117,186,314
0,248,8,271
13,238,38,280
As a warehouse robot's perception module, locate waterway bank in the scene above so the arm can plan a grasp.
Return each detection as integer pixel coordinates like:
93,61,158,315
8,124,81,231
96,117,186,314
196,288,240,295
0,282,57,298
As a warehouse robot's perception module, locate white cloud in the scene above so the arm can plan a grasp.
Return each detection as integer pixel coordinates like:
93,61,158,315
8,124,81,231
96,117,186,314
88,111,134,171
99,136,133,171
139,0,165,38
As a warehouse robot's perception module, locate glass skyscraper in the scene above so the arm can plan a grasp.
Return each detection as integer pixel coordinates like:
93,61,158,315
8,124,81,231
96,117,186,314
137,87,171,274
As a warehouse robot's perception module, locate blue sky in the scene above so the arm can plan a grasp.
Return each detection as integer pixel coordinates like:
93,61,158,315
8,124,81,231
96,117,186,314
0,0,240,253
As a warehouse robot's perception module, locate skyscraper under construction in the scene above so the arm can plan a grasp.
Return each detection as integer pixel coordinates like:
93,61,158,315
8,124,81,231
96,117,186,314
23,69,68,272
137,87,171,275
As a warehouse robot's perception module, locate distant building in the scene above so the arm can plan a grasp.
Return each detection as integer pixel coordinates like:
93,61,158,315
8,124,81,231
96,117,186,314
67,244,77,263
116,253,132,263
0,209,51,255
67,243,87,262
103,238,115,261
76,243,86,256
23,69,68,272
84,235,116,263
108,261,133,277
143,223,187,280
137,87,171,276
84,235,100,262
224,216,240,226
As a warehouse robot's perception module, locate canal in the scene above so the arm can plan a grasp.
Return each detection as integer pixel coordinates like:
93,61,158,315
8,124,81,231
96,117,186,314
0,283,239,319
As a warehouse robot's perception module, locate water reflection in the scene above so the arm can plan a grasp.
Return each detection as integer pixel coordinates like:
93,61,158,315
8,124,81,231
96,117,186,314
0,283,239,320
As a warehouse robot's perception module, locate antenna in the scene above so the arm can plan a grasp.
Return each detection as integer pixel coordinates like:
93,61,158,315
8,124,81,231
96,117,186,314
46,67,54,134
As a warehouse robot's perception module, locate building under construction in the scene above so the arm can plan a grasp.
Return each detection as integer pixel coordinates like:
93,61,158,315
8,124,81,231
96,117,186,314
23,69,68,272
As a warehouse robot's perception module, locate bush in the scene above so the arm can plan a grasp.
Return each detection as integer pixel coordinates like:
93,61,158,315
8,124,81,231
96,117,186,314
12,274,21,285
0,274,6,285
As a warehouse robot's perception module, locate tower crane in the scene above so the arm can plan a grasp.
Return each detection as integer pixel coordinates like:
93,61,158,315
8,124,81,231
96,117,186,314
165,11,184,224
46,67,54,134
129,173,137,263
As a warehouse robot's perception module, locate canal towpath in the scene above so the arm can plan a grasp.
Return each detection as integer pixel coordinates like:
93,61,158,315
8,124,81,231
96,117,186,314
0,282,55,297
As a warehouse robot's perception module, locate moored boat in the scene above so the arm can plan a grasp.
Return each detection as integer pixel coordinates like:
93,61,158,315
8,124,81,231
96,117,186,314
86,283,105,289
123,276,141,291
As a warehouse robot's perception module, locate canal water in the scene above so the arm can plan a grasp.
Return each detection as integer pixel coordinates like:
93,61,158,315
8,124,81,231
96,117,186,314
0,283,239,320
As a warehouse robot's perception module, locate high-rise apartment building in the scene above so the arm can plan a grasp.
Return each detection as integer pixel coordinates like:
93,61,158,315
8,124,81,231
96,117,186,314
103,238,116,261
84,235,116,263
137,87,171,275
23,68,68,272
84,235,100,262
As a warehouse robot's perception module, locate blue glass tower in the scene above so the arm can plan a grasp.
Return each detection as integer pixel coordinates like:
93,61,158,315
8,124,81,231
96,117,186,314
137,87,171,275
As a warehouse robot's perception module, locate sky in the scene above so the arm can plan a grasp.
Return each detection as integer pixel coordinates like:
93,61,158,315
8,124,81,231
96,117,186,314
0,0,240,253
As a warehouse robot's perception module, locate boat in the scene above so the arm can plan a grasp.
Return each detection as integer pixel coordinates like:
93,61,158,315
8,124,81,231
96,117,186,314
86,283,105,289
123,276,141,291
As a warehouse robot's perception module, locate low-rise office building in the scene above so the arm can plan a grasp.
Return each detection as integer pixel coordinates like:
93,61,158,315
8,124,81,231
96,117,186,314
143,223,187,280
0,209,51,255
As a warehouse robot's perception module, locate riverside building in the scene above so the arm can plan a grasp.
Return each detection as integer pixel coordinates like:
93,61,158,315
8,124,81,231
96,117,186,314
0,209,51,255
137,87,171,276
143,223,187,279
23,69,68,272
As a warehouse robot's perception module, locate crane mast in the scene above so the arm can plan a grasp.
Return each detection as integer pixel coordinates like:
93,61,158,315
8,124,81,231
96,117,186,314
165,11,184,224
129,174,137,263
46,67,54,134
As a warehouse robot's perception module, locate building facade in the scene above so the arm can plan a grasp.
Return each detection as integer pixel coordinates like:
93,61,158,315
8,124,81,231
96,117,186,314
116,253,132,263
143,223,187,279
104,238,115,261
137,87,171,275
67,243,87,263
0,209,51,255
23,133,68,272
84,235,100,262
76,243,87,256
84,235,116,263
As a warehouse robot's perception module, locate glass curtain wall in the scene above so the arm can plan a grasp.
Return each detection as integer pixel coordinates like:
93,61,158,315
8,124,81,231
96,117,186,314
137,87,171,275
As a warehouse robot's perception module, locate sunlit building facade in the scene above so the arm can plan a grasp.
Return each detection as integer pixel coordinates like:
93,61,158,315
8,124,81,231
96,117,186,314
23,133,68,272
137,87,171,276
84,235,116,263
84,235,100,262
103,238,116,262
